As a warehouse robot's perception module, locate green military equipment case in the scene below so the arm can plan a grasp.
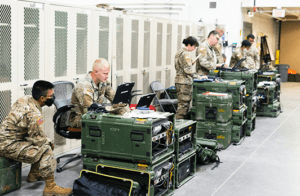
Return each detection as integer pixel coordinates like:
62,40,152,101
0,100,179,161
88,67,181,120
81,112,174,165
196,120,233,149
166,87,177,99
246,115,256,136
174,153,196,188
193,80,246,110
83,155,175,196
257,81,280,104
0,157,21,195
232,105,247,125
196,138,219,165
246,93,258,119
75,169,141,196
173,119,197,162
258,72,281,83
231,119,247,144
257,101,281,117
209,69,258,94
191,92,233,123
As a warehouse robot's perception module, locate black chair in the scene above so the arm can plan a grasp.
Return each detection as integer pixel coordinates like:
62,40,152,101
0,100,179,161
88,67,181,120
52,81,82,172
150,81,178,112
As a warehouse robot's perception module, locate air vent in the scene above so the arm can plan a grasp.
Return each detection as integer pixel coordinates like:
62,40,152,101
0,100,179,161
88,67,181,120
210,2,217,8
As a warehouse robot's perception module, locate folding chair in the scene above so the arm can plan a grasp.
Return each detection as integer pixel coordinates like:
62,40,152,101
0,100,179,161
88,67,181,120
150,81,178,112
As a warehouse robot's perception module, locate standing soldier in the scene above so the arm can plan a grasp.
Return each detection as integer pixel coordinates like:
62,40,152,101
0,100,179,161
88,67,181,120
175,36,199,119
246,34,260,70
70,58,115,128
229,40,251,69
0,80,72,196
214,25,225,64
196,30,225,75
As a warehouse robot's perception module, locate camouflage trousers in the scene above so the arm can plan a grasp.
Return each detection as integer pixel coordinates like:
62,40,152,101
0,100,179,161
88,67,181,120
0,140,56,179
69,111,82,128
175,83,192,119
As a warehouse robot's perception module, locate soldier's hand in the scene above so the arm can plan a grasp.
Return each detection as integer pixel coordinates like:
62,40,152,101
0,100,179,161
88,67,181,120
197,75,208,80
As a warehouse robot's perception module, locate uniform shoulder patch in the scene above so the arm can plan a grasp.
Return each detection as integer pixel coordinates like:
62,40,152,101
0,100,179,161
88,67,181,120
37,117,44,125
185,54,191,59
85,90,93,98
199,46,205,51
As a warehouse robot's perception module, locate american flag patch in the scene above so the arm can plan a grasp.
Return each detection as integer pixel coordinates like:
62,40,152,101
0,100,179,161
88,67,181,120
37,118,44,125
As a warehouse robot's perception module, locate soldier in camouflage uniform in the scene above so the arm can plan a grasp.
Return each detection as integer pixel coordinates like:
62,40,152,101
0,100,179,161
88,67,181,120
0,80,72,196
245,34,260,70
213,25,225,64
196,30,225,75
229,40,251,69
175,36,199,119
70,58,115,128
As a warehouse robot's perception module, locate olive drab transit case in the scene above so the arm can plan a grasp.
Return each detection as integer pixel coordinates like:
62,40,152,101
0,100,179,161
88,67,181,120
191,92,233,123
83,155,175,196
0,156,21,195
192,79,246,110
196,120,233,149
81,111,175,165
173,119,197,162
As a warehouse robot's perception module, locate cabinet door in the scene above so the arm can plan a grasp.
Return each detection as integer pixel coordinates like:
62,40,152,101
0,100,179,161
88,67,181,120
48,5,73,82
17,1,45,96
0,1,18,124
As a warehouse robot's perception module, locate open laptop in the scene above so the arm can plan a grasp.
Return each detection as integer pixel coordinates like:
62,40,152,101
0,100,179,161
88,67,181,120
136,93,156,108
88,82,135,112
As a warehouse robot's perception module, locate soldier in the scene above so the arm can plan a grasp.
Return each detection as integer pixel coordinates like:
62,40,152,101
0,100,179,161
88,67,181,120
196,30,225,75
175,36,199,119
229,40,251,69
0,80,72,196
246,34,260,70
70,58,115,128
214,25,225,64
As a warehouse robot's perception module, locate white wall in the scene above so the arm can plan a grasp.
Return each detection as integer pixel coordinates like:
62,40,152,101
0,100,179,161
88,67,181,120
242,8,278,62
189,0,244,64
242,0,300,7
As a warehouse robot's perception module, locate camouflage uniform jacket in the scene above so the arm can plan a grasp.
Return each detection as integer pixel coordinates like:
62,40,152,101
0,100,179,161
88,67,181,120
196,40,217,75
71,72,115,114
245,44,260,70
0,95,51,147
175,47,194,85
229,47,247,69
213,39,224,64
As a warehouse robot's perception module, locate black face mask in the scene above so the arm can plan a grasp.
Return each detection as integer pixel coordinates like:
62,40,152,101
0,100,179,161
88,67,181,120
44,95,55,107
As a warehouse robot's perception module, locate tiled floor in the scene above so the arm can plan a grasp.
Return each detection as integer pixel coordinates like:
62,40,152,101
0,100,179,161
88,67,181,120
6,82,300,196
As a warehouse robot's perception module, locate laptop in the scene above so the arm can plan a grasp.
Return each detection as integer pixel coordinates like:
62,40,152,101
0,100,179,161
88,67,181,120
88,82,135,112
136,93,156,108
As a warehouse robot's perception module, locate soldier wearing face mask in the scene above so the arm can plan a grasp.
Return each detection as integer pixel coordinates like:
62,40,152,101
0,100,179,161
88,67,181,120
0,80,73,196
229,40,252,69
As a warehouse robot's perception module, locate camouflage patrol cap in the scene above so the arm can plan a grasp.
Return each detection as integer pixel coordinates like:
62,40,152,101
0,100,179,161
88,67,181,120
105,103,130,115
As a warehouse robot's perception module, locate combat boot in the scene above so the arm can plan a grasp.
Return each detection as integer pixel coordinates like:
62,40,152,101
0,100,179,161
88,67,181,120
27,163,43,182
43,175,73,196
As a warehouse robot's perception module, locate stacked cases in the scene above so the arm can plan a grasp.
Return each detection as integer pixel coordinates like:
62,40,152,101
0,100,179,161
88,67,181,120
257,81,281,117
172,119,197,188
209,69,259,136
81,111,176,196
191,79,249,148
